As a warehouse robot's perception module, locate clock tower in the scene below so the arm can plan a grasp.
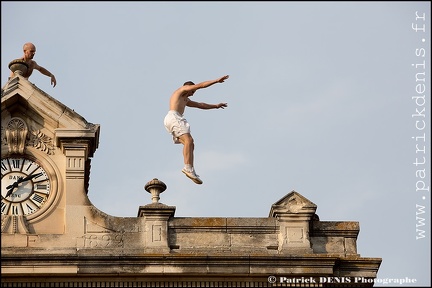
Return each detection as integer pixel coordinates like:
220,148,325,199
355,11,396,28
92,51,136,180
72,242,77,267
1,71,99,236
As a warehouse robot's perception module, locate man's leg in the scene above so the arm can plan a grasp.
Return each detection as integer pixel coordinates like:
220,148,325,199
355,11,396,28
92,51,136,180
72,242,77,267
178,133,194,167
178,133,202,184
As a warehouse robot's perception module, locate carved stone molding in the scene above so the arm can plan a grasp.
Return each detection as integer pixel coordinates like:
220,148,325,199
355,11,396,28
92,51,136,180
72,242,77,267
4,117,28,154
28,129,55,155
1,118,55,155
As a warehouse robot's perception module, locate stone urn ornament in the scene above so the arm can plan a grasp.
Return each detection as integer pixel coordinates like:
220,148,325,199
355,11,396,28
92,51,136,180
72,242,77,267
8,59,28,76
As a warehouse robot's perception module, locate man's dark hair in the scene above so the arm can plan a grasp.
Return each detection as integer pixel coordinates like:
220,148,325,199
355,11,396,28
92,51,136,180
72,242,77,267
183,81,195,86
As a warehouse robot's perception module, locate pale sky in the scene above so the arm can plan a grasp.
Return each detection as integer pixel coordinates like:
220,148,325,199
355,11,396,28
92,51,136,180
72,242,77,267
1,1,430,286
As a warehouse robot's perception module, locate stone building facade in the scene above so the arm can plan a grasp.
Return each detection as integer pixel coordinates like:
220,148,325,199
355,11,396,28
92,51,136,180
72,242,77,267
1,71,381,287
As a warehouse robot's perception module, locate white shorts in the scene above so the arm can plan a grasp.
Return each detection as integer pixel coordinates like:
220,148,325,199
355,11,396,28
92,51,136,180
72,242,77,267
164,110,190,144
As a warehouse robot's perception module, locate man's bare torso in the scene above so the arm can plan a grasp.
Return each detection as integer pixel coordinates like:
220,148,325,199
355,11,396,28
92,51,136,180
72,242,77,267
169,90,189,115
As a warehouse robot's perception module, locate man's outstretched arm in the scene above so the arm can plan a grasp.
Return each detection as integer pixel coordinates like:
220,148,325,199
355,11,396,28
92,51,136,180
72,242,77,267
187,101,227,110
34,62,57,87
197,75,229,89
183,75,229,93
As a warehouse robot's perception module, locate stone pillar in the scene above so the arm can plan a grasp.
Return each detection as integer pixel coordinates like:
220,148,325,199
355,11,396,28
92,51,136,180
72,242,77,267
57,140,92,236
56,127,99,235
137,179,176,252
62,142,88,180
55,127,100,196
269,191,317,254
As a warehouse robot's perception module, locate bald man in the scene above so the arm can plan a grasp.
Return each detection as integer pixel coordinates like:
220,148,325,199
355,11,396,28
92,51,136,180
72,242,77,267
10,42,57,87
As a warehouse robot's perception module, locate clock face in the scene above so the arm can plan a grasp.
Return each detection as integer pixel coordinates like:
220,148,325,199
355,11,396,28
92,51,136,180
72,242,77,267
1,156,51,216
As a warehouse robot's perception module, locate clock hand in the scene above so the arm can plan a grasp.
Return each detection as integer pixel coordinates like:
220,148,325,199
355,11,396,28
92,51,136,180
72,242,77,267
6,181,18,190
4,172,43,198
5,183,18,198
19,172,43,183
5,172,42,189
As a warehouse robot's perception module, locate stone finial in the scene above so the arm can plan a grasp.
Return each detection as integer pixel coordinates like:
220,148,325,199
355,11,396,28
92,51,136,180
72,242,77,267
8,59,28,76
145,178,167,203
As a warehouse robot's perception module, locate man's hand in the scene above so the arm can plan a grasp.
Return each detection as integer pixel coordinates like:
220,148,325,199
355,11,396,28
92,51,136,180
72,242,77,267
50,74,57,87
217,75,229,83
217,103,228,109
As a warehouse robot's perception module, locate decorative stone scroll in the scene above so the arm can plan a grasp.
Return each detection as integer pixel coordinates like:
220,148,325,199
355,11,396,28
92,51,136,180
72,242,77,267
1,117,55,155
28,129,55,155
5,117,28,154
